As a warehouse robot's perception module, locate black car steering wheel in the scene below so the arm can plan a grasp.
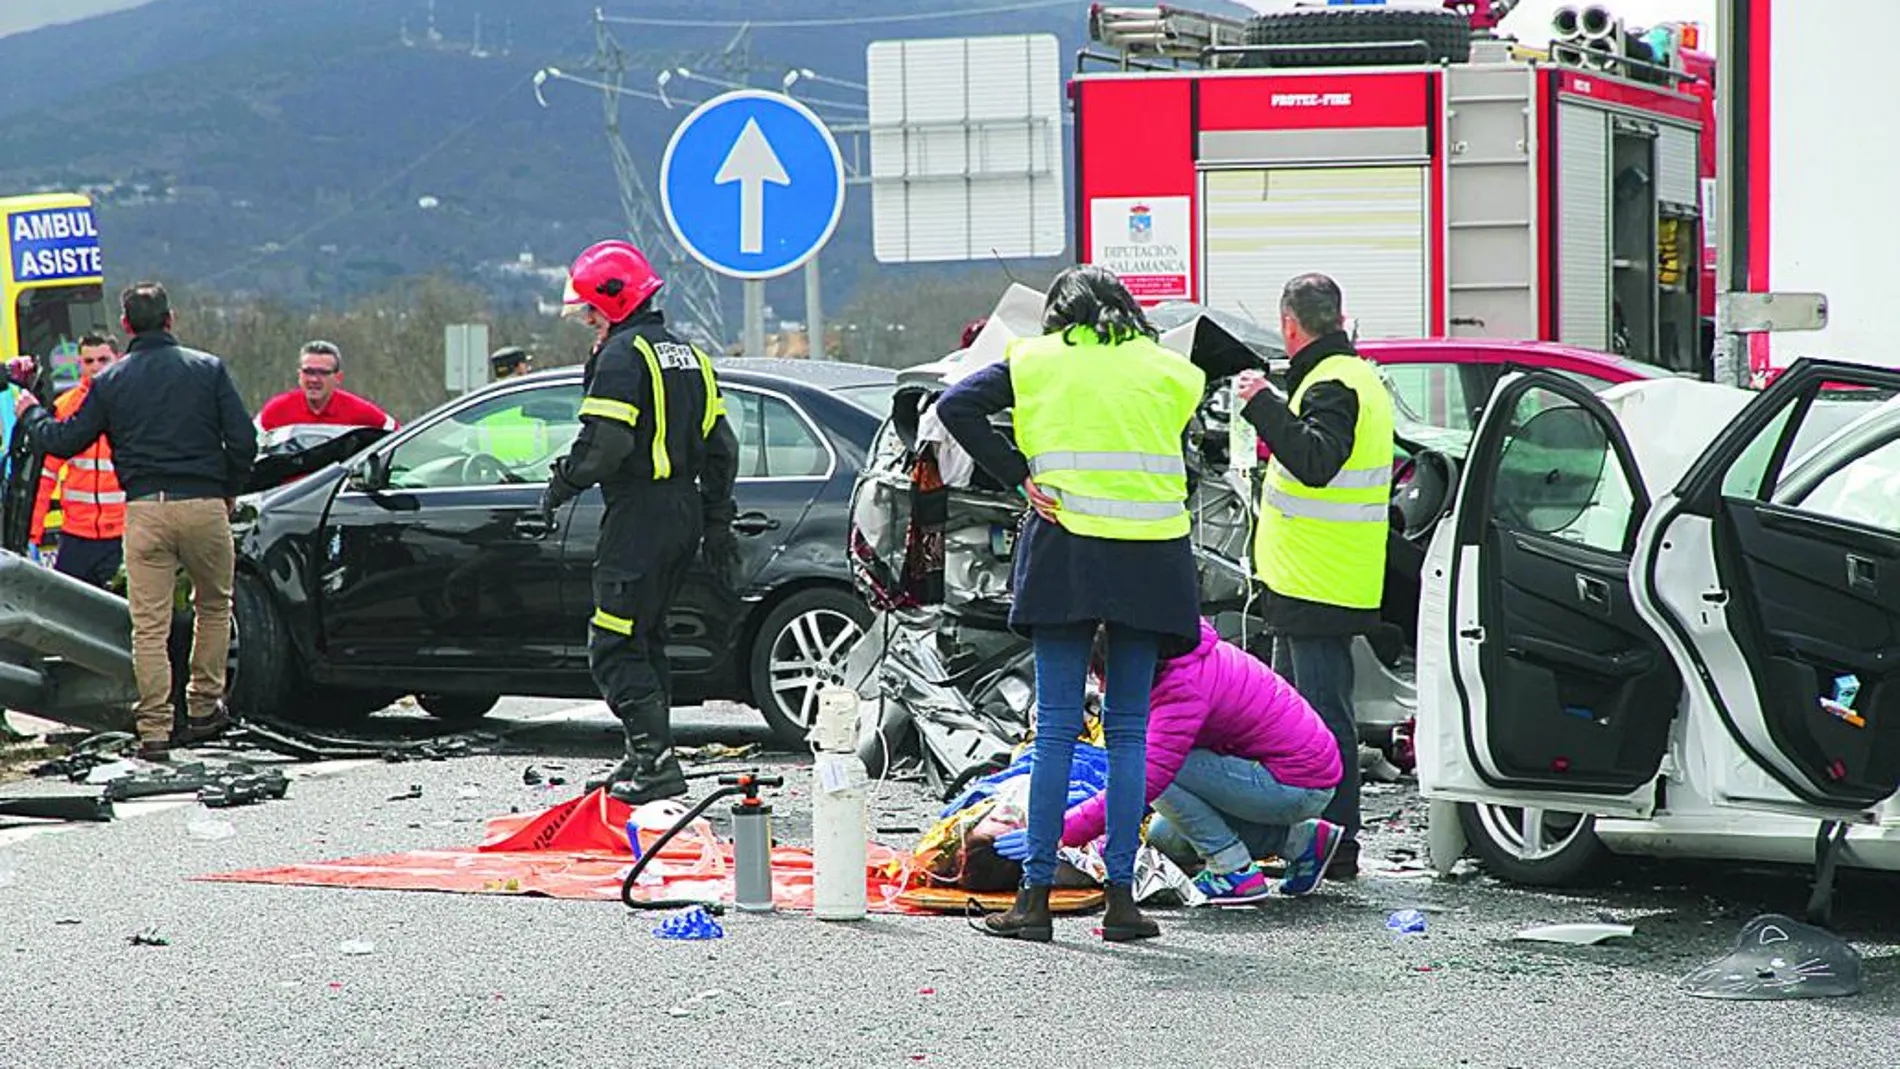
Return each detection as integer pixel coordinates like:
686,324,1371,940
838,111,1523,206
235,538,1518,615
1389,450,1458,543
459,453,509,486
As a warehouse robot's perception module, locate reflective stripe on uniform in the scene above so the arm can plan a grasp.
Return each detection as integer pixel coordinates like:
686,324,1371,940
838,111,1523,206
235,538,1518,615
696,348,722,436
1325,463,1391,490
1262,486,1386,524
591,608,634,635
579,397,640,425
64,490,127,506
1028,450,1186,478
69,457,114,472
632,336,673,480
1052,490,1187,523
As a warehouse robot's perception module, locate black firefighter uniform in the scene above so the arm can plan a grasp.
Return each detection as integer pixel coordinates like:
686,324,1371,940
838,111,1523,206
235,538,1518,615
541,309,740,804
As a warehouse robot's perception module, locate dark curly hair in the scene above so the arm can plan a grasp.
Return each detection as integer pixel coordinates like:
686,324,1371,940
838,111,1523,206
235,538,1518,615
1042,264,1158,345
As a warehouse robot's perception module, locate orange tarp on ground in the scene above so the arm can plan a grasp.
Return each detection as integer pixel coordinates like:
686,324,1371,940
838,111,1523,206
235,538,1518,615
196,788,927,913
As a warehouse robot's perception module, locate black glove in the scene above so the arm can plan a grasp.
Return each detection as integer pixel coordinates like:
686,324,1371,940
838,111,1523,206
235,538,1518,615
701,521,740,596
540,459,576,518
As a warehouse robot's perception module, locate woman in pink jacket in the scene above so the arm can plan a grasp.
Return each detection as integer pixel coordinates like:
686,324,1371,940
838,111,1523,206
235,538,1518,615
1000,618,1345,904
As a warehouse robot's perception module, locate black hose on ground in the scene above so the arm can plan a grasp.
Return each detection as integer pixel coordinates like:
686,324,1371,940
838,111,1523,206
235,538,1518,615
618,782,750,915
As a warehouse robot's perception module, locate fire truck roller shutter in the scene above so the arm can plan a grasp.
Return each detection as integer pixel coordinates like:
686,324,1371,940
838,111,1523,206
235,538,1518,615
1240,6,1472,70
1654,125,1699,209
1201,165,1428,340
1558,104,1611,351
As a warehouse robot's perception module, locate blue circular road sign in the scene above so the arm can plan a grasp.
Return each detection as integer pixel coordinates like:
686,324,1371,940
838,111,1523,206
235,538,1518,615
660,90,845,281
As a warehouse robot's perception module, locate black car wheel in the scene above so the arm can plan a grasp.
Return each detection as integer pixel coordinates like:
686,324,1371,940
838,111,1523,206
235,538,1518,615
227,573,293,718
417,692,501,725
223,576,395,727
748,587,871,745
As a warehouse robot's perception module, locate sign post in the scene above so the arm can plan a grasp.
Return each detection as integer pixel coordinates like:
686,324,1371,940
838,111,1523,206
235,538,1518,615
443,323,489,395
660,90,845,357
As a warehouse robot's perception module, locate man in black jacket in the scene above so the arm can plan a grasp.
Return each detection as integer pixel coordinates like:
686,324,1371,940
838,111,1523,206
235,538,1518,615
14,282,256,759
1235,273,1396,880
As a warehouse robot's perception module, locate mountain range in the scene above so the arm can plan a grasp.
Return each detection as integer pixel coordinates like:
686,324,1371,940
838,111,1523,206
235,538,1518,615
0,0,1245,336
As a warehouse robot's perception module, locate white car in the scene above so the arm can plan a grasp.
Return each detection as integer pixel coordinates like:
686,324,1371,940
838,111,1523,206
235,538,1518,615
1418,359,1900,918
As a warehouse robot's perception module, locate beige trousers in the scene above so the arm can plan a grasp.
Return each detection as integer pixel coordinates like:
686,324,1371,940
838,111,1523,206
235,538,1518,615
123,498,234,742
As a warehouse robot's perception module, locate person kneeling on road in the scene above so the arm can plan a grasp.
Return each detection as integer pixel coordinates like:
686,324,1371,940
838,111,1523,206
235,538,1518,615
996,618,1345,904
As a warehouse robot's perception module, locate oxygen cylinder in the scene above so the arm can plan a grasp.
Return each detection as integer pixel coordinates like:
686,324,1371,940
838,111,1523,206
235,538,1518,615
810,685,868,921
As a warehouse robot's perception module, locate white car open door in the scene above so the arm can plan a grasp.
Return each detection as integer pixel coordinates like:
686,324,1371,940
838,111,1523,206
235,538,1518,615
1418,370,1753,825
1632,359,1900,823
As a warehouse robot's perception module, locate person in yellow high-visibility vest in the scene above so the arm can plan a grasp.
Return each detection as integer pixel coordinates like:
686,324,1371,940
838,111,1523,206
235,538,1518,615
936,265,1205,945
1235,273,1395,883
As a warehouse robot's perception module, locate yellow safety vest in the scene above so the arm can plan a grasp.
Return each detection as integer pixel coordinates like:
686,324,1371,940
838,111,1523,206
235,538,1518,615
475,409,551,464
1254,353,1394,609
1007,328,1205,541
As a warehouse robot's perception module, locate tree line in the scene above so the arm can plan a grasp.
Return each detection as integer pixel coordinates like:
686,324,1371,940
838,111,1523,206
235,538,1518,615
148,263,1064,423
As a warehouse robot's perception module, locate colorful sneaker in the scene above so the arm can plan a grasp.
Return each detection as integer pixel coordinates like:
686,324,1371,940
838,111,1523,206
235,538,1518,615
1190,864,1272,906
1278,819,1344,896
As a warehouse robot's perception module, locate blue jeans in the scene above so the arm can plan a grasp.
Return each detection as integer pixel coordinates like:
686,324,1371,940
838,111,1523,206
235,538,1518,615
1147,749,1335,873
1023,621,1158,888
1272,635,1360,840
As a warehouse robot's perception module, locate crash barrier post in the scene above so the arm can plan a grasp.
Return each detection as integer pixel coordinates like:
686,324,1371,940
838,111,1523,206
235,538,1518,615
811,685,868,922
0,552,137,733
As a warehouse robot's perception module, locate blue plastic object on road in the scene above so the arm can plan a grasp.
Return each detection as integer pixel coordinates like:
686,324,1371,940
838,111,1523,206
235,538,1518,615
653,906,725,940
1386,909,1428,935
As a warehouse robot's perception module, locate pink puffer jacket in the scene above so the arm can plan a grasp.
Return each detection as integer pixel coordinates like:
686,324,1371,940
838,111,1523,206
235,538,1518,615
1062,619,1342,847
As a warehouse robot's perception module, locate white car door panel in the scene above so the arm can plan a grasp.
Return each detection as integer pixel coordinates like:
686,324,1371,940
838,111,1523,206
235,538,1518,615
1634,360,1900,820
1419,371,1685,817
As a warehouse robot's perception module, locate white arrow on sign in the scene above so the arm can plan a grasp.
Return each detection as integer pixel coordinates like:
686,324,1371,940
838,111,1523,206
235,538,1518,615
714,118,791,255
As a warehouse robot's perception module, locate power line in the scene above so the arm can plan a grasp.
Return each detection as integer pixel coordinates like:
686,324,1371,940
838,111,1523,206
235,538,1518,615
599,0,1078,30
198,69,539,289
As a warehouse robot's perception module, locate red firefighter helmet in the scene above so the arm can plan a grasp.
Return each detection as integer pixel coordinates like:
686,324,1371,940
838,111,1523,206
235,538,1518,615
567,240,663,322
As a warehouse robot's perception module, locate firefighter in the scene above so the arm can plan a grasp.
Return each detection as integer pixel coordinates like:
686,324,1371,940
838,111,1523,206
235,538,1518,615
537,240,740,805
30,333,127,587
1233,272,1395,882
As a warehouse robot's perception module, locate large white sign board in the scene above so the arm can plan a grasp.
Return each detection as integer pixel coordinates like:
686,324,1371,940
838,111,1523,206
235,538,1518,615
867,33,1067,263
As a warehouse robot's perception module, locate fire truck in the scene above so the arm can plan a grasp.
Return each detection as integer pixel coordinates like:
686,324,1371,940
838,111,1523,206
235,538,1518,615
1072,1,1717,376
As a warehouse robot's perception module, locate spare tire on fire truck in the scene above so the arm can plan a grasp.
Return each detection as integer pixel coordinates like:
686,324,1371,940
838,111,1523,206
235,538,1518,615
1243,5,1472,68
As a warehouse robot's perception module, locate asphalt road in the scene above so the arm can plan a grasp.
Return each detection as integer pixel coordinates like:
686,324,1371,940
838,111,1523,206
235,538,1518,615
4,697,1899,1069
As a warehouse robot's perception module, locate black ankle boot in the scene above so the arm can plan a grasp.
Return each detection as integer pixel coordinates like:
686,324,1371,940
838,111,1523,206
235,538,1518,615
604,697,686,806
585,734,640,792
1101,884,1159,943
976,885,1053,942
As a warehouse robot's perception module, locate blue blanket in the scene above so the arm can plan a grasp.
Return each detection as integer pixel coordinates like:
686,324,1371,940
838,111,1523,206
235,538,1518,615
940,742,1111,818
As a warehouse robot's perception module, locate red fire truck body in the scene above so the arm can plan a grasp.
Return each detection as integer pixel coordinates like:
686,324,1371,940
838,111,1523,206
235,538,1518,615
1072,5,1716,374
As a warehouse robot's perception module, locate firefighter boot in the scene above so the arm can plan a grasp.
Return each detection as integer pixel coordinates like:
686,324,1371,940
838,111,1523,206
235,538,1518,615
605,696,687,806
584,734,641,793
